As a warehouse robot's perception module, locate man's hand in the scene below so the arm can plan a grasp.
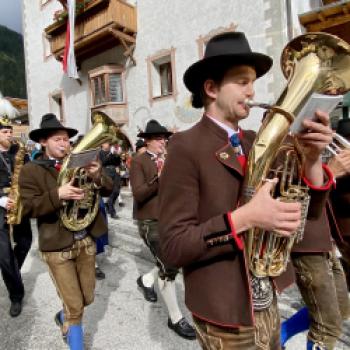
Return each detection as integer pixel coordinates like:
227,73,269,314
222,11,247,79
58,179,85,200
328,149,350,178
6,198,15,211
84,160,102,182
231,179,301,237
296,109,333,162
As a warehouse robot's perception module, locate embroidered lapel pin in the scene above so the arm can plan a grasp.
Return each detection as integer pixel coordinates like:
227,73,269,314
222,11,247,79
219,152,229,160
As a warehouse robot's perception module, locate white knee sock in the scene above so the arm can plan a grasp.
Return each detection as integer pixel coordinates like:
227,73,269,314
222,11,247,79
141,267,158,288
157,278,183,324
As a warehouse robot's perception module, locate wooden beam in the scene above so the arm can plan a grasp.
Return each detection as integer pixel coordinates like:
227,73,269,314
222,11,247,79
317,12,326,22
108,27,136,43
119,38,136,65
305,13,350,31
123,43,135,57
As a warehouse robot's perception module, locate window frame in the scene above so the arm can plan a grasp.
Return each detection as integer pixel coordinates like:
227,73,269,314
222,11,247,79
196,23,238,58
88,65,126,108
49,89,65,124
146,47,177,105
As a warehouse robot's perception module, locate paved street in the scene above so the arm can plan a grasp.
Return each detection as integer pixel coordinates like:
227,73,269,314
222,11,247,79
0,192,349,349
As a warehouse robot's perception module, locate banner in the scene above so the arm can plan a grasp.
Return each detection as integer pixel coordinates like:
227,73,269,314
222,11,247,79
62,0,79,79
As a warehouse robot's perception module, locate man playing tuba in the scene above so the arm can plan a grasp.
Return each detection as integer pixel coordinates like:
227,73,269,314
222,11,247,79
0,100,32,318
19,114,113,350
158,32,334,350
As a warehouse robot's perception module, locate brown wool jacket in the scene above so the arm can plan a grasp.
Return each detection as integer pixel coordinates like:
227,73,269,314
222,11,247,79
130,152,159,220
158,115,330,327
19,158,113,252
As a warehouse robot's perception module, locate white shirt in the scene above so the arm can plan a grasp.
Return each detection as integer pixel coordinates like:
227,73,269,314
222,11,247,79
206,114,240,138
207,114,243,155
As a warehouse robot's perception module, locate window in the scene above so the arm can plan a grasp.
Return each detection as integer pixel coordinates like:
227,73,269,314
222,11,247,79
89,65,125,107
147,48,177,104
49,90,65,123
159,62,173,96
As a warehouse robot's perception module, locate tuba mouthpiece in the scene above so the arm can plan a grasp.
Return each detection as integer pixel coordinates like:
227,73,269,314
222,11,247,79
244,99,272,110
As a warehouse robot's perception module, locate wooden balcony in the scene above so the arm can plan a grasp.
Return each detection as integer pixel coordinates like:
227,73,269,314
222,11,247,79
299,0,350,43
45,0,137,64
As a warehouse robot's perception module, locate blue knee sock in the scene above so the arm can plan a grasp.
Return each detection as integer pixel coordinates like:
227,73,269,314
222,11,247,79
281,307,310,346
67,324,84,350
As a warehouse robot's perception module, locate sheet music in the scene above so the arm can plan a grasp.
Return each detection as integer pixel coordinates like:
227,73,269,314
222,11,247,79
290,93,343,134
67,148,99,169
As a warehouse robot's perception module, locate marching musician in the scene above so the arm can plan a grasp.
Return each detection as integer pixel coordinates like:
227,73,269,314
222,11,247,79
329,118,350,285
281,119,350,350
158,32,333,349
0,112,32,318
130,120,196,340
19,114,112,350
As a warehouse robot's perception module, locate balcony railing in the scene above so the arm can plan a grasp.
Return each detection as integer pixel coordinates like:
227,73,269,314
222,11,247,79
45,0,137,63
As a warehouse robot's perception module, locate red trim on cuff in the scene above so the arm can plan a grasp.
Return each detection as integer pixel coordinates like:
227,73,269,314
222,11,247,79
226,213,244,250
302,163,334,191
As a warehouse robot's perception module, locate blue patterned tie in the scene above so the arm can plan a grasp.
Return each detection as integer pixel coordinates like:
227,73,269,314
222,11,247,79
230,133,244,156
229,133,240,148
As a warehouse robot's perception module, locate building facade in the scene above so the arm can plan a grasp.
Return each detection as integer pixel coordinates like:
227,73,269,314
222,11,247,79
22,0,347,148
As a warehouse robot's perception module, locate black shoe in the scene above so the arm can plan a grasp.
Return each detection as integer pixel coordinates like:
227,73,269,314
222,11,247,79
110,213,119,219
9,301,22,317
54,311,63,328
137,276,157,302
54,311,67,343
95,267,106,280
119,202,125,207
168,317,196,340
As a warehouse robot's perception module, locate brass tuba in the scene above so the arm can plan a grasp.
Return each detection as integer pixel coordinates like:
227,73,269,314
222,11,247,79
242,32,350,277
58,111,122,231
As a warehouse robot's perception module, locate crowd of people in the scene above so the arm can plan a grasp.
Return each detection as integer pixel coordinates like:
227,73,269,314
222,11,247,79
0,31,350,350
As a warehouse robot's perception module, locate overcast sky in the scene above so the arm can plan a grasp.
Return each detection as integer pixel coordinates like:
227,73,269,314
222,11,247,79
0,0,22,34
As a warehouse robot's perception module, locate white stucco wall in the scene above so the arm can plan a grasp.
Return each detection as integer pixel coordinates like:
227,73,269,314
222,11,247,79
22,0,312,146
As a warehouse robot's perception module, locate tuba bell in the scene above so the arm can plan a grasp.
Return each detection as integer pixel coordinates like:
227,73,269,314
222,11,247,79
58,111,122,231
242,32,350,277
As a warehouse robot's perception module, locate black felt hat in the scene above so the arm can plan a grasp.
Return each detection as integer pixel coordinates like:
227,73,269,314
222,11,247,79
29,113,78,142
137,120,172,138
183,32,272,97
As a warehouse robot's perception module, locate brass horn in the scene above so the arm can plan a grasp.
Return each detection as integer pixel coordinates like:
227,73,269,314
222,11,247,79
58,111,122,231
242,32,350,277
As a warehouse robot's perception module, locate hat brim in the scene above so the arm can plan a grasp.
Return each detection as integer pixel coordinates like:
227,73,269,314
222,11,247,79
137,131,173,138
183,53,273,94
29,127,78,143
